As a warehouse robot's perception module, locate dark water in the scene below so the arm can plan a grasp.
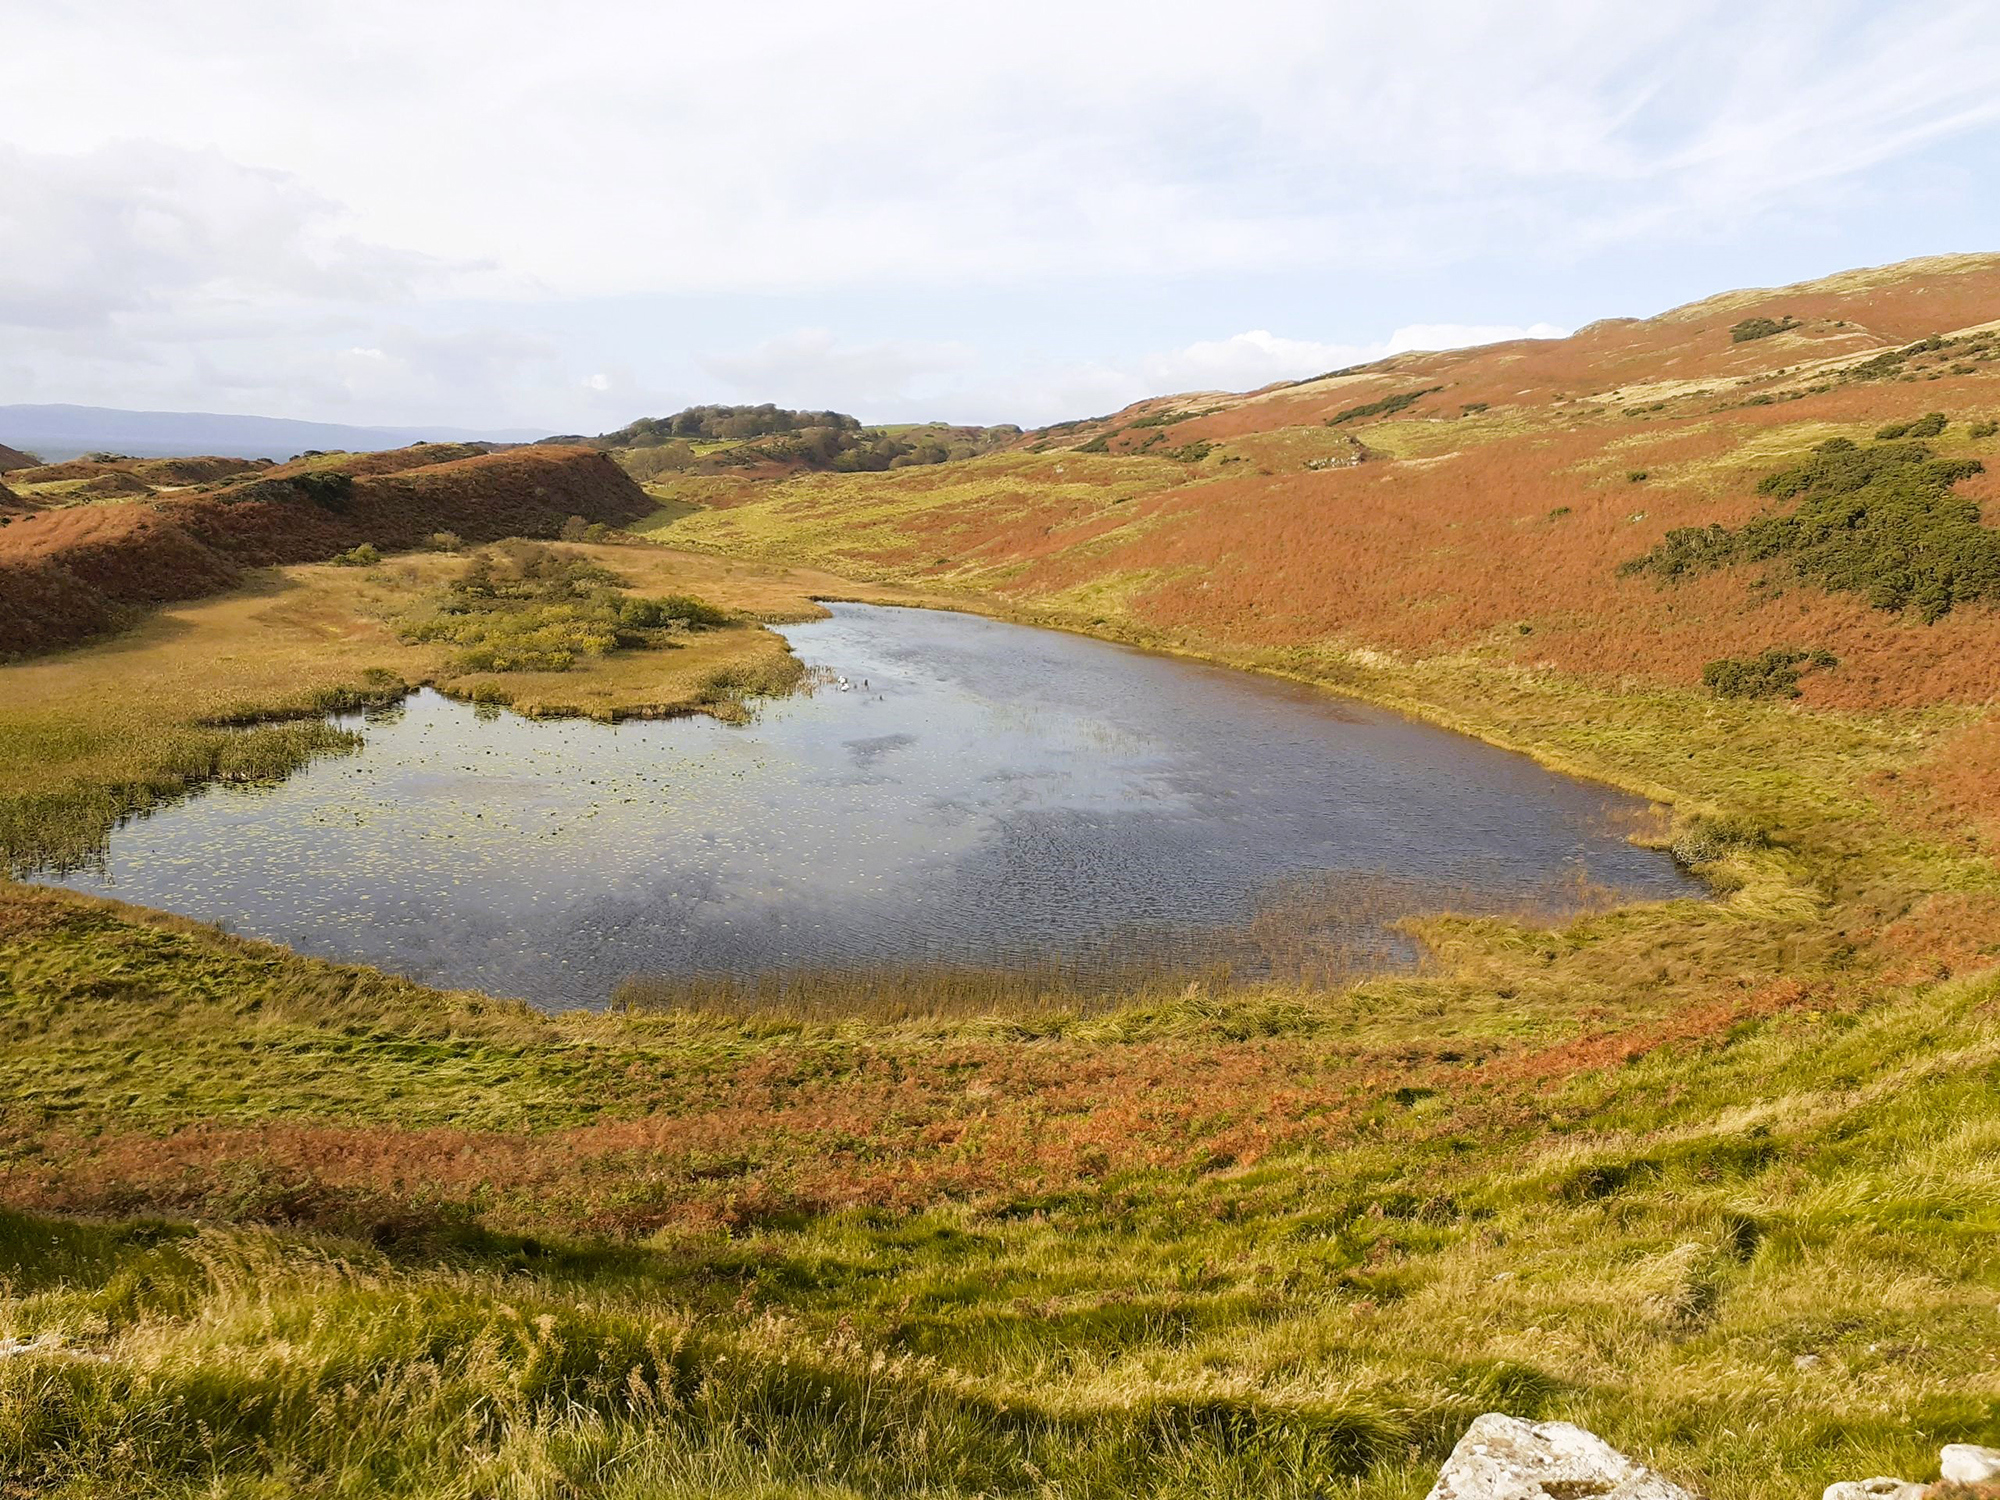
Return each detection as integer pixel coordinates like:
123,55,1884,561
42,604,1697,1006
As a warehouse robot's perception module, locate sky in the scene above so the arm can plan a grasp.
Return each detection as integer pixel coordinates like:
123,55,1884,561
4,0,2000,433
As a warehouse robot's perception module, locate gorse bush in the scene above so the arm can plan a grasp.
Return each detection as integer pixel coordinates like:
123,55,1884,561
331,542,380,567
292,470,354,509
1701,647,1837,700
1622,435,1995,621
1876,412,1947,441
399,544,729,674
1729,316,1799,343
1325,387,1444,427
617,593,729,630
1128,408,1212,430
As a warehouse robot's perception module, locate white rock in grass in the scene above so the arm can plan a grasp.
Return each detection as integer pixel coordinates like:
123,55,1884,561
0,1334,107,1362
1822,1481,1926,1500
1941,1445,2000,1485
1425,1413,1696,1500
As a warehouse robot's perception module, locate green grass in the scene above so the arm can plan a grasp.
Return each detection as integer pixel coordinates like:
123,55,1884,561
3,877,1999,1497
398,542,730,673
6,479,2000,1494
0,543,826,877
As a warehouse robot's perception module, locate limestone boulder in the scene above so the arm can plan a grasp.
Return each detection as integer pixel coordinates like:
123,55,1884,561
1940,1446,2000,1487
1425,1413,1696,1500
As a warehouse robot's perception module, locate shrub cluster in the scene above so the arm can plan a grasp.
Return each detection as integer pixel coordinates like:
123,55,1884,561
1701,647,1837,700
1875,412,1948,440
1622,434,1994,621
559,514,612,543
1324,387,1444,428
293,470,354,509
399,544,727,674
1127,407,1213,429
1729,316,1799,343
605,405,1022,477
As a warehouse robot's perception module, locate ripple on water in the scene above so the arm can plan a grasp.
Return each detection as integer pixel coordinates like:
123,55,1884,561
42,604,1699,1006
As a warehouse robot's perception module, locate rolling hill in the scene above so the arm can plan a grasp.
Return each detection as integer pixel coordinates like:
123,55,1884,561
6,252,2000,1499
664,253,2000,713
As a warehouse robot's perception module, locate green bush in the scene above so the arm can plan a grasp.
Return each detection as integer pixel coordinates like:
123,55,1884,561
1128,408,1210,429
1730,316,1798,343
1627,470,1649,483
1325,387,1444,427
331,543,380,567
617,594,729,630
1907,411,1949,438
293,471,354,509
399,545,727,674
1970,419,1998,440
1623,435,1995,621
1701,647,1837,700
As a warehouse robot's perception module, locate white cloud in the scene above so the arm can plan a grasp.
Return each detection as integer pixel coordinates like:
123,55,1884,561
3,2,1999,298
939,322,1566,424
1,2,1998,427
702,330,977,411
0,141,457,333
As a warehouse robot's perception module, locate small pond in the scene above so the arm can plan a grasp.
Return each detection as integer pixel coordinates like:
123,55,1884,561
42,603,1699,1006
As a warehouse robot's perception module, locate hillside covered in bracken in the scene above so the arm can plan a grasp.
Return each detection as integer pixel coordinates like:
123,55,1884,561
6,254,2000,1500
669,253,2000,711
0,444,653,656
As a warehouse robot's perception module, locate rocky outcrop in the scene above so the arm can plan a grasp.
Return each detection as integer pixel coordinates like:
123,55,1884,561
1941,1447,2000,1487
1821,1444,2000,1500
1823,1481,1926,1500
1426,1417,2000,1500
1425,1414,1694,1500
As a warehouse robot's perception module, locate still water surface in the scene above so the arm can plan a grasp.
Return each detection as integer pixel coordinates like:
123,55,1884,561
45,604,1698,1005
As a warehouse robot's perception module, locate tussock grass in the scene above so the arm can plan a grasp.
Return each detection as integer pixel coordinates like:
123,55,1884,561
7,454,2000,1494
3,912,1998,1496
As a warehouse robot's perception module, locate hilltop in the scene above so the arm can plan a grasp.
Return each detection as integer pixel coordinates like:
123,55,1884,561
579,401,1023,481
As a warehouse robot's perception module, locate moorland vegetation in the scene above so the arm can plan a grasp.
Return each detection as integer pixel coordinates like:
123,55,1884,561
4,254,2000,1498
583,404,1023,480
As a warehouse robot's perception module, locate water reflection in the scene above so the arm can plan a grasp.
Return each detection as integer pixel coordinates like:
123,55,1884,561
43,604,1698,1006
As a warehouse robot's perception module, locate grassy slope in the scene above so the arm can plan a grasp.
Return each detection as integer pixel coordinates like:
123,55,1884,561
2,880,1997,1497
4,255,2000,1496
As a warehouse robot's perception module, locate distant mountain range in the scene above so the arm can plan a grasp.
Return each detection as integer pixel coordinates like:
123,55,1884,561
0,404,546,462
